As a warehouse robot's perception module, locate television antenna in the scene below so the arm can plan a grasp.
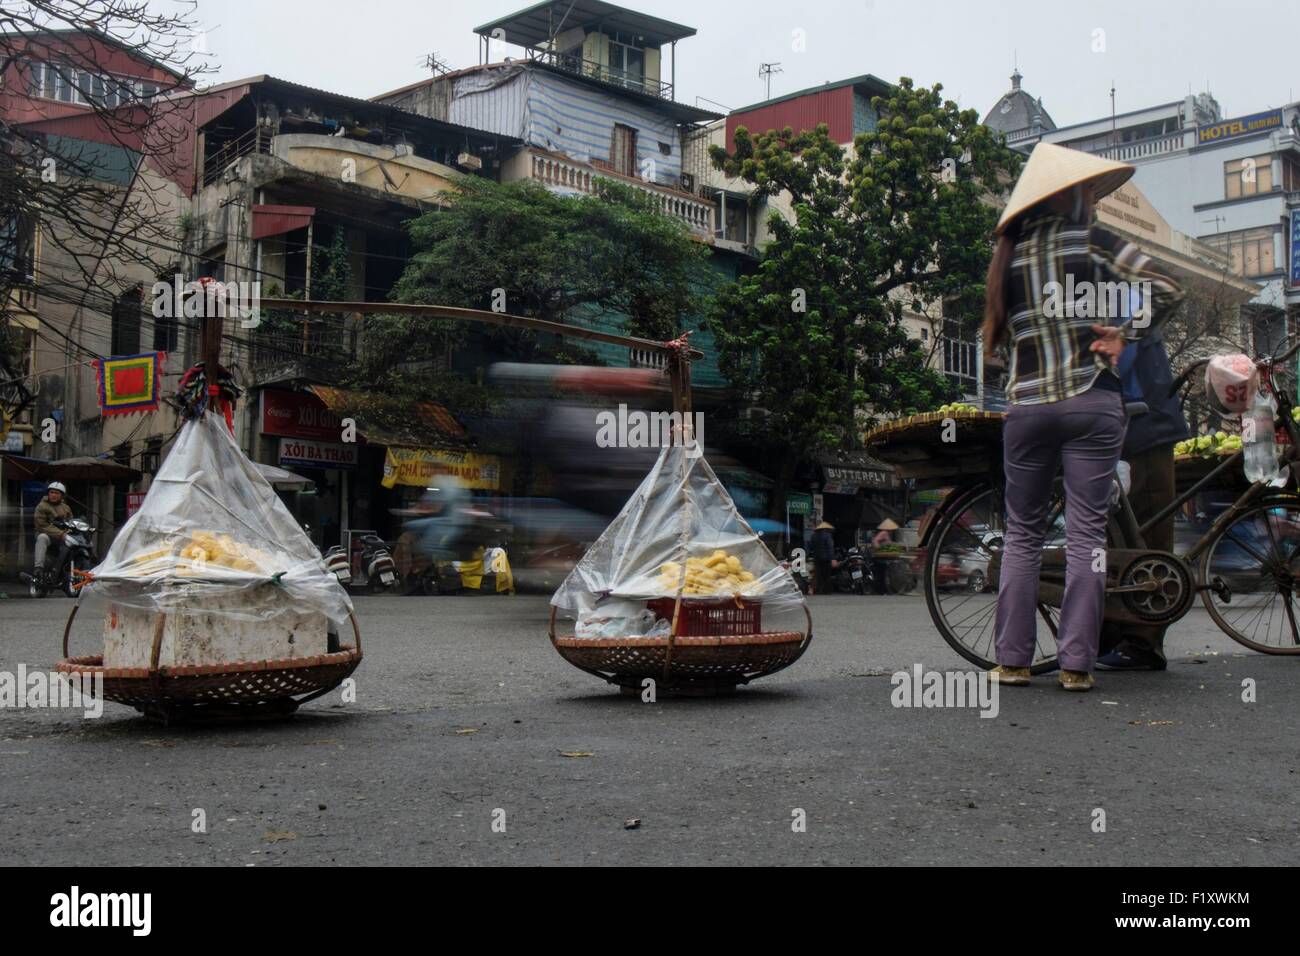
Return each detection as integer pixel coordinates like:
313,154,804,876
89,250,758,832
420,52,451,76
758,62,783,99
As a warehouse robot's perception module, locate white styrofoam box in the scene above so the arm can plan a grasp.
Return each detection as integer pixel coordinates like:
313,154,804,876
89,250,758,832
102,586,328,669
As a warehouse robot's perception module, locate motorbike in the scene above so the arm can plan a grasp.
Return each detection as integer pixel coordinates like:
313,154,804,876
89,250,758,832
20,517,98,598
359,535,398,593
324,535,399,593
832,546,869,594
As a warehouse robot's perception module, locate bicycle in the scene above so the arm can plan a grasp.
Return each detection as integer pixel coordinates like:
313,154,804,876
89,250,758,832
921,338,1300,672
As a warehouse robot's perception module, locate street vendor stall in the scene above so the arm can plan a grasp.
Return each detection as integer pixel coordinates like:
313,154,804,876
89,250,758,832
56,320,360,723
549,441,810,694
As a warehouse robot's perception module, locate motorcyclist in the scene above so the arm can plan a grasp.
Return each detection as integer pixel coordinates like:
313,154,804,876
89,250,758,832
33,481,73,580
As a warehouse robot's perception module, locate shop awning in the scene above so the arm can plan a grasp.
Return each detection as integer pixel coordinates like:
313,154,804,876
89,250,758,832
307,385,467,448
252,204,316,241
1,453,141,483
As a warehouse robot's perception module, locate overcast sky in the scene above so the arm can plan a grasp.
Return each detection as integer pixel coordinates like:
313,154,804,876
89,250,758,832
195,0,1297,126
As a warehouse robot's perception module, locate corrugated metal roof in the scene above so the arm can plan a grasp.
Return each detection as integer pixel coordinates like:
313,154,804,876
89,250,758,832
475,1,697,48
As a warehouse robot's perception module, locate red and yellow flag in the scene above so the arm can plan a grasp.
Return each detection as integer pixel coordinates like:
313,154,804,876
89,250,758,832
95,352,163,416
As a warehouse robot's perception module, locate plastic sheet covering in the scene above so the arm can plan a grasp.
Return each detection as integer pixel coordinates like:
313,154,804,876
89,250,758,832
551,443,806,636
80,411,352,626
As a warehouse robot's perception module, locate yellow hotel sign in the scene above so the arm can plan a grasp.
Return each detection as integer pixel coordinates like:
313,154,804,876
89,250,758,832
381,447,502,491
1197,110,1282,144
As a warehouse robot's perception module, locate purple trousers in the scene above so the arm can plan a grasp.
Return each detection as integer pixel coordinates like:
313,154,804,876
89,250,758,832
995,387,1124,672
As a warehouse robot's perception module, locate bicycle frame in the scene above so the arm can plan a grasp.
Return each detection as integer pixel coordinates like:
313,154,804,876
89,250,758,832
1112,346,1300,563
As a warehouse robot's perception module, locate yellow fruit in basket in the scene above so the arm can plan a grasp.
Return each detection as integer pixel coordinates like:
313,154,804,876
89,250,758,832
725,555,742,573
661,561,681,577
739,570,756,583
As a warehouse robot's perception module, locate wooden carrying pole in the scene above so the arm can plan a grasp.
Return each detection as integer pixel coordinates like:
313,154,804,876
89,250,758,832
258,297,702,418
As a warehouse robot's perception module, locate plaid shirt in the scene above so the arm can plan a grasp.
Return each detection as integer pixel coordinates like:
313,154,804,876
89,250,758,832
1003,213,1183,406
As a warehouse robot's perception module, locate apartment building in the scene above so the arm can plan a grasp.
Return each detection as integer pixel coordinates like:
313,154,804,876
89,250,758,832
0,28,192,573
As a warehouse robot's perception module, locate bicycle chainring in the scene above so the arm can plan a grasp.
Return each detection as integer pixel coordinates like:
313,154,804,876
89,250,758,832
1120,552,1194,623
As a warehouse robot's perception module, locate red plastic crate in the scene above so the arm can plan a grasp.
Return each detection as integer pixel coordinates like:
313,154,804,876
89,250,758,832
647,597,762,637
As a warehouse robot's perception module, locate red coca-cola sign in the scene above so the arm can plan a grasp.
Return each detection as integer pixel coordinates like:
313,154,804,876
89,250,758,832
260,388,345,442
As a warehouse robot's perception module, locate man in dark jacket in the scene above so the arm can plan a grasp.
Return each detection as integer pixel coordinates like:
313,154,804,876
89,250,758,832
810,520,837,595
1098,328,1188,670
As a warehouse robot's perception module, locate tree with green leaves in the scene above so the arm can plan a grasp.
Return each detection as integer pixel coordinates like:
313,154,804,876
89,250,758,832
708,76,1022,515
349,176,708,404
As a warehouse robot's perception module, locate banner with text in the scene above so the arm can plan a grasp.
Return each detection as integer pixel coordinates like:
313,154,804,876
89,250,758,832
381,447,501,491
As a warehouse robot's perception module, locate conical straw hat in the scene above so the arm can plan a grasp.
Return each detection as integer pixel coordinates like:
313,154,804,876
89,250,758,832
876,518,899,531
995,142,1134,234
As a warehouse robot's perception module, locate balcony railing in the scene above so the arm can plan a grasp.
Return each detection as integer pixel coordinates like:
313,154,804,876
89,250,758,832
202,127,271,186
1092,130,1187,162
247,315,357,379
528,150,713,236
525,48,673,100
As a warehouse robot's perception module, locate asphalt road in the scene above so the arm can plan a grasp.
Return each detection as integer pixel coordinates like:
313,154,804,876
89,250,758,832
1,592,1296,866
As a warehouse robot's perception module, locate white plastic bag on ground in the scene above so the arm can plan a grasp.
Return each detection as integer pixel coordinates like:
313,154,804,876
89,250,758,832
81,411,352,628
551,442,806,635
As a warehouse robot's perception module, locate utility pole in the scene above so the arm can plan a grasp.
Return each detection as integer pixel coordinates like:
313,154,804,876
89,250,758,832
758,62,782,100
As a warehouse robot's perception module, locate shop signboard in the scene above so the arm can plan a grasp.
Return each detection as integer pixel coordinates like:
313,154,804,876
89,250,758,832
278,437,358,470
381,447,501,491
260,388,345,442
823,464,896,493
1196,109,1283,145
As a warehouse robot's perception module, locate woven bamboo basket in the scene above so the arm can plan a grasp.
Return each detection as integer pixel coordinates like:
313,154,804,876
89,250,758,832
56,604,363,723
863,410,1006,486
549,602,812,695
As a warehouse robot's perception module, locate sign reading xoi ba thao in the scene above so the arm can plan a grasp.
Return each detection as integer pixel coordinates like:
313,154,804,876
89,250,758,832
279,437,358,470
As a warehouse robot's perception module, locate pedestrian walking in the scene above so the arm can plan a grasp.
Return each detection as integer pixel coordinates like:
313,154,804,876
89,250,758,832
981,143,1183,691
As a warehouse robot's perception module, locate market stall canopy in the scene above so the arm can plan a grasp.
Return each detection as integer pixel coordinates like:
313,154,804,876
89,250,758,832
0,453,141,483
307,385,467,448
254,462,316,490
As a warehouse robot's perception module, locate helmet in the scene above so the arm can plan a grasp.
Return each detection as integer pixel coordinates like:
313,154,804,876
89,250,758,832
1205,354,1258,418
47,481,67,495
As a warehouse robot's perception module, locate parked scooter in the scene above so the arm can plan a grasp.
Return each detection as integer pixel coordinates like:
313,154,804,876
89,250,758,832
20,517,98,598
832,546,869,594
325,535,399,593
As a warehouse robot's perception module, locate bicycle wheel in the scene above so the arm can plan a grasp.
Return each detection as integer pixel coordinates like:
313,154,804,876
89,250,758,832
924,481,1062,673
1200,498,1300,654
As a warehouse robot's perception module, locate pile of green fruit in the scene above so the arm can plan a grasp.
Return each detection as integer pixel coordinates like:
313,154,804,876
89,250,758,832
935,403,980,415
1174,431,1243,459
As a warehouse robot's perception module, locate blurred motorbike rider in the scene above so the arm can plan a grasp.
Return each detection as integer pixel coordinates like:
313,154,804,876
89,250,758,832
33,481,73,577
407,477,471,561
